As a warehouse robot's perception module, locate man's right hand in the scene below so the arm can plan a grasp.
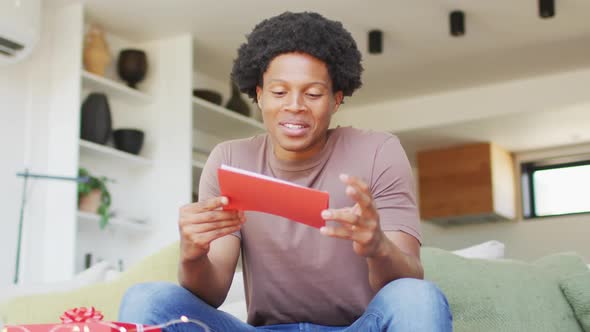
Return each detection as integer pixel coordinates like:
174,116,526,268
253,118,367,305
178,196,245,262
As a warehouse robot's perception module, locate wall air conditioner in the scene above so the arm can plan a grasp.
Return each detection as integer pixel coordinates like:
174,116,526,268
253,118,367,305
0,0,41,65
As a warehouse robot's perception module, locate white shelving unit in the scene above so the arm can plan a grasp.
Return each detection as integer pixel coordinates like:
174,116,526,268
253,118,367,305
15,2,192,283
193,97,264,139
73,19,194,276
192,159,206,192
192,159,206,169
77,61,156,271
77,211,151,232
81,70,153,105
79,139,153,166
191,96,266,196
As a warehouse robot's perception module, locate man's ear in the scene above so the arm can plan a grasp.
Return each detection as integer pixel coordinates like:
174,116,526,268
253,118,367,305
333,91,344,114
256,86,262,108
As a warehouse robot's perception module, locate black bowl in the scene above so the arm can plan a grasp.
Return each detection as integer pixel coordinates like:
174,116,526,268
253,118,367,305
193,89,222,105
113,129,144,155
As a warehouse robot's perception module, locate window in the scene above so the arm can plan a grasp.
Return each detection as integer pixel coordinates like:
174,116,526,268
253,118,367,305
521,159,590,218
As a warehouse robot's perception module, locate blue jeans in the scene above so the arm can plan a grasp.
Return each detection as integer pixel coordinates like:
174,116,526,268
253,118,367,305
119,278,452,332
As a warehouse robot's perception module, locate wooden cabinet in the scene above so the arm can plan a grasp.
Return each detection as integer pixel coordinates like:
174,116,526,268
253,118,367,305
416,142,516,223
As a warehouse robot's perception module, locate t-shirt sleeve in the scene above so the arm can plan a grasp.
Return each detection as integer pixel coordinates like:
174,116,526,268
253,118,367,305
371,136,422,244
198,144,225,202
197,142,242,239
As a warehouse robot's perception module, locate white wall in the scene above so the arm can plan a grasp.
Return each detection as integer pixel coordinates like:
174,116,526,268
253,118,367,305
414,126,590,262
34,1,82,283
421,214,590,262
415,144,590,262
135,34,194,262
332,65,590,263
0,60,29,287
417,154,590,261
0,1,83,286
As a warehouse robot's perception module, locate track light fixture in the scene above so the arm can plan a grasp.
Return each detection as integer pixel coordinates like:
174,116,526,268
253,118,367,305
368,30,383,54
539,0,555,18
450,10,465,37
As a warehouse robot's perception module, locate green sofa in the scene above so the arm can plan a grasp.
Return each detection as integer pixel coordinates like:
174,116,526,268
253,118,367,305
2,243,589,332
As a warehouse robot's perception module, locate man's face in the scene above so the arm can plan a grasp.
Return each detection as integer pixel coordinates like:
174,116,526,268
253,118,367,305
256,52,343,161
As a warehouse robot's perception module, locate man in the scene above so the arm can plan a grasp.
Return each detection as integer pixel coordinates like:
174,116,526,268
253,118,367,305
120,11,452,332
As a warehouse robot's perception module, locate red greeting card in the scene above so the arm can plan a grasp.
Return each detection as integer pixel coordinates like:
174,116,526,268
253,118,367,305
217,164,329,228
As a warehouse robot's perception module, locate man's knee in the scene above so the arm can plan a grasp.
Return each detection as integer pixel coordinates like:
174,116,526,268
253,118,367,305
368,278,452,331
121,282,184,306
119,282,189,322
374,278,450,317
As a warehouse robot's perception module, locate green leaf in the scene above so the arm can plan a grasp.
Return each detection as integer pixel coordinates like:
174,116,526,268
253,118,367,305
99,213,108,229
78,167,112,229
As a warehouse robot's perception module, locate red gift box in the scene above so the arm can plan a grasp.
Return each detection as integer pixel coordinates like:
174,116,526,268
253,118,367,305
4,322,160,332
4,307,161,332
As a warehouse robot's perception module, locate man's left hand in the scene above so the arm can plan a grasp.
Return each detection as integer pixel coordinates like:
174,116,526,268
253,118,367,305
320,174,388,258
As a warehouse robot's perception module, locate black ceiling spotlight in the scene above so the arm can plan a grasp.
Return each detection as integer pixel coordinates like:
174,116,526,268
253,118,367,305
368,30,383,54
539,0,555,18
450,10,465,37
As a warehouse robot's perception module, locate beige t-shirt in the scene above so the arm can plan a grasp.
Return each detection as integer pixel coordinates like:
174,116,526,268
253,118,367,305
199,126,421,326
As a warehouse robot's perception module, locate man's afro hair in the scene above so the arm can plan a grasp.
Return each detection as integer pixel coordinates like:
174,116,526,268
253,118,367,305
230,11,363,103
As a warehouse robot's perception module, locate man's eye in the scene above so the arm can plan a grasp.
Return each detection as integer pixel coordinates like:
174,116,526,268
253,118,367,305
271,91,286,96
307,93,322,98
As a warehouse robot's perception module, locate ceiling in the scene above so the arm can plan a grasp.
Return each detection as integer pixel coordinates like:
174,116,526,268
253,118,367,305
85,0,590,108
395,101,590,164
83,1,590,157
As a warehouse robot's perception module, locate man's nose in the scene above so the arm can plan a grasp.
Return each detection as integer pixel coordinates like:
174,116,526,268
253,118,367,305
284,92,306,112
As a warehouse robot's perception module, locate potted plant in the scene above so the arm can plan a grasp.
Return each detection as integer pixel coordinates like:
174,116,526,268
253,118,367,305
77,167,111,229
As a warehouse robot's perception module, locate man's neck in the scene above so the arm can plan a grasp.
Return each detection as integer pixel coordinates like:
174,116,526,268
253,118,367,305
273,134,328,162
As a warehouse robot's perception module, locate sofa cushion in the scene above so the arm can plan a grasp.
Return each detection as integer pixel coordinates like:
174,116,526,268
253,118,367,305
0,242,180,324
422,248,587,332
560,271,590,332
0,261,116,305
1,242,587,332
451,240,505,259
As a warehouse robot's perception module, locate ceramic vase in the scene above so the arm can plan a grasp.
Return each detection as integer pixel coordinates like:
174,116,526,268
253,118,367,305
193,89,223,105
225,83,250,117
80,93,112,144
117,49,148,89
83,24,111,76
78,189,101,213
113,128,145,155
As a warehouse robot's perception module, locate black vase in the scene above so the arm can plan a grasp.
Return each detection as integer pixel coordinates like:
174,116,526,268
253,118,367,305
117,49,147,89
225,83,250,117
80,93,112,144
193,89,223,105
113,128,144,155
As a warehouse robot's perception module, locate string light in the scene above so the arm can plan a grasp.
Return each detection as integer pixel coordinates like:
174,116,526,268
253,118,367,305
5,316,211,332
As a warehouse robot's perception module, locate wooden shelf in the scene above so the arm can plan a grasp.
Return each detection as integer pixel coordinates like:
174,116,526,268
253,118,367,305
79,139,153,166
81,70,153,105
77,211,151,232
192,97,265,139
